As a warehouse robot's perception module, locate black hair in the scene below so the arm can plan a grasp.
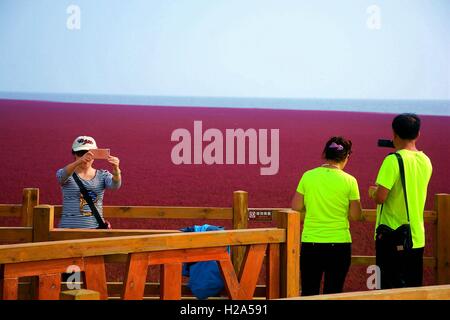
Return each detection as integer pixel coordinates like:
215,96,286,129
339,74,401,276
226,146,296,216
392,113,421,140
322,136,353,162
72,149,89,157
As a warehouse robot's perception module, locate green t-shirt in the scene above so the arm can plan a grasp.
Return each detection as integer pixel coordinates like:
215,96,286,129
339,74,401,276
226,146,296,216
375,150,433,249
297,167,360,243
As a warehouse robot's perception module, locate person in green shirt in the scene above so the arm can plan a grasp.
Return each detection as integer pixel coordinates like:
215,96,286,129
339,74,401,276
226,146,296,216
369,113,432,289
292,136,362,296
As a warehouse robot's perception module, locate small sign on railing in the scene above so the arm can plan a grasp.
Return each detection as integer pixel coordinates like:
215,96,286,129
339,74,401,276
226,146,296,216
248,210,273,222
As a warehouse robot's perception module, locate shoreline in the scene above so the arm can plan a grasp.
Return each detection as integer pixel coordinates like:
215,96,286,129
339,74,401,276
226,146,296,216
1,97,449,117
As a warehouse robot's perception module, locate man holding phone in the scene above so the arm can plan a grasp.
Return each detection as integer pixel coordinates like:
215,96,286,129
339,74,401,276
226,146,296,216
56,135,122,229
369,114,432,289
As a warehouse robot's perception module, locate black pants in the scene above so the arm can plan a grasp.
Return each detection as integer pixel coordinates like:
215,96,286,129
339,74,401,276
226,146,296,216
300,243,351,296
376,239,424,289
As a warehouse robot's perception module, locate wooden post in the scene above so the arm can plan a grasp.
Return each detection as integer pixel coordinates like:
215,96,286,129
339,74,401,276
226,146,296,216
436,194,450,285
38,274,61,300
30,204,52,300
218,257,240,299
61,289,100,300
84,256,108,300
32,205,54,242
122,253,149,300
160,263,182,300
277,209,300,298
232,191,248,275
21,188,39,227
236,244,267,299
266,243,280,299
2,277,18,300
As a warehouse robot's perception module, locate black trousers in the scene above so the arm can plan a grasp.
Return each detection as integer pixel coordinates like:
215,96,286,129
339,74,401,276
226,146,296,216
376,239,424,289
300,243,352,296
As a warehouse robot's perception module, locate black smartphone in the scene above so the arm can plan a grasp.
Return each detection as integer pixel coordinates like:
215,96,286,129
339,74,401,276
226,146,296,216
378,139,395,148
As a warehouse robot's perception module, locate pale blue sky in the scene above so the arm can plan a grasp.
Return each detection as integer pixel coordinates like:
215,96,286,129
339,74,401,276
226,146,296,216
0,0,449,101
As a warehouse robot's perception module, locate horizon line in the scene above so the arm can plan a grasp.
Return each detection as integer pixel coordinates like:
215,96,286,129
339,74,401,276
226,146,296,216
0,91,449,117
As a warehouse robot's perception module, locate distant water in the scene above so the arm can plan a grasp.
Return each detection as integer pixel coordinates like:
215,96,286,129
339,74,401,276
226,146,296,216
0,92,449,116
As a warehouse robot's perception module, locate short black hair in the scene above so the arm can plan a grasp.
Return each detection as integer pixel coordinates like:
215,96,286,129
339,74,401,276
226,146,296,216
392,113,421,140
322,136,352,162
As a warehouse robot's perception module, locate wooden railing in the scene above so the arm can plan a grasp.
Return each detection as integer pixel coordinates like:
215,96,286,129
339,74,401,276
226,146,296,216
0,209,300,300
286,285,450,300
0,188,252,274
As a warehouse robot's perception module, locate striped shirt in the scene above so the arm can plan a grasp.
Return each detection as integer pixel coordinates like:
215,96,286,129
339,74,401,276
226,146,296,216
56,168,121,228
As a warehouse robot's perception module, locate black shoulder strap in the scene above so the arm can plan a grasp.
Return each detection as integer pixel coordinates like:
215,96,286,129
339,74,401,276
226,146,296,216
378,152,410,226
393,152,410,223
72,172,108,229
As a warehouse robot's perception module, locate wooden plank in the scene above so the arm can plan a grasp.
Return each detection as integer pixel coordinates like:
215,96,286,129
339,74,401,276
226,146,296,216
108,282,186,297
3,258,84,278
122,253,149,300
49,229,181,241
424,210,438,223
21,193,41,303
277,210,300,298
0,228,285,264
361,209,436,223
21,188,39,227
106,251,231,264
437,194,450,284
38,274,61,300
16,281,268,298
0,205,22,217
237,244,267,300
232,191,248,276
287,285,450,300
61,289,100,300
84,256,108,300
252,208,437,223
18,281,269,299
1,203,436,222
53,205,232,219
148,247,229,265
351,256,376,266
218,257,240,300
32,205,54,242
2,277,19,300
266,243,280,299
351,256,436,268
160,263,182,300
0,227,32,243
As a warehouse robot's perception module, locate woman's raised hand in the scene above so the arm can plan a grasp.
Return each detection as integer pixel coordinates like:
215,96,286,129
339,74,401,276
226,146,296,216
78,151,94,165
107,155,120,170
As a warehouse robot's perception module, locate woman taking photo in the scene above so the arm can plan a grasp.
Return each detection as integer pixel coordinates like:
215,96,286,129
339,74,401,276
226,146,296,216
291,136,362,296
56,136,122,229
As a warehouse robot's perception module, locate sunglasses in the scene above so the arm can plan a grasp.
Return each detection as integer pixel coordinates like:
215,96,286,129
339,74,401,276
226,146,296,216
74,150,90,157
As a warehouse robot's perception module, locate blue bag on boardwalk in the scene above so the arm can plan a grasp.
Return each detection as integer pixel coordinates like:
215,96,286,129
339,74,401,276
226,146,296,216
180,224,226,300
